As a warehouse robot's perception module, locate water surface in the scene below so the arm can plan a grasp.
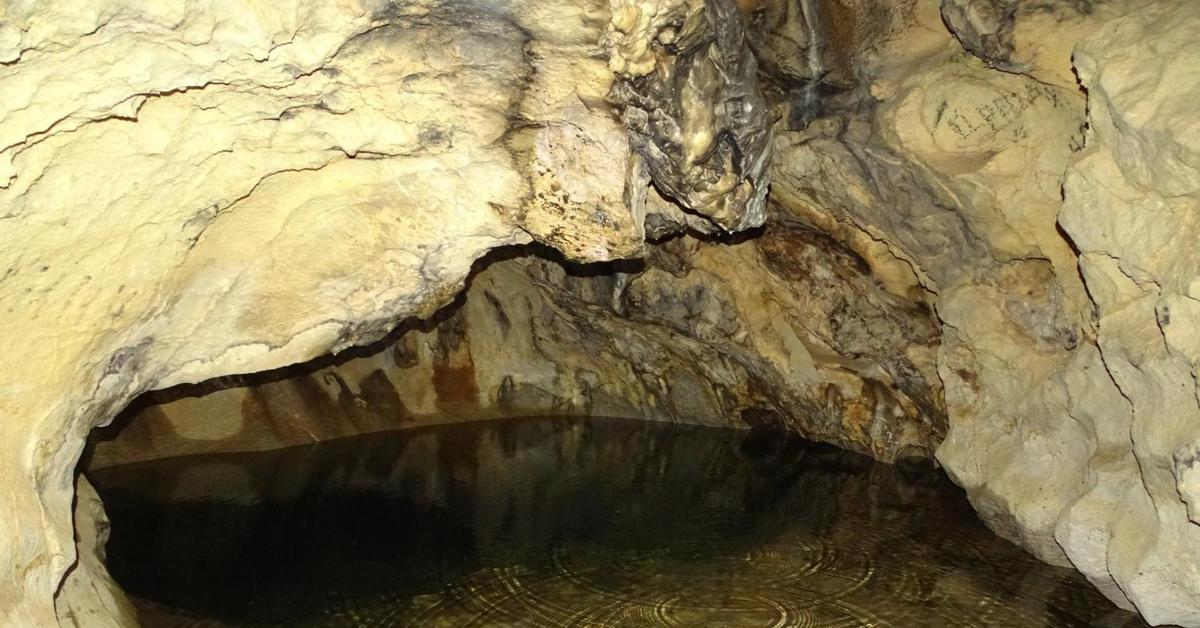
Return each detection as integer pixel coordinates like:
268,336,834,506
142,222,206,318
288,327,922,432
90,417,1147,627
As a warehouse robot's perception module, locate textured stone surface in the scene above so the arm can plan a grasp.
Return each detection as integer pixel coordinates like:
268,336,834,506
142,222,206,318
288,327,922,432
54,476,134,628
925,3,1200,625
6,0,1200,626
2,3,534,622
0,0,770,624
609,0,772,231
1052,4,1200,624
849,2,1200,624
940,0,1125,89
91,221,944,469
747,1,1200,624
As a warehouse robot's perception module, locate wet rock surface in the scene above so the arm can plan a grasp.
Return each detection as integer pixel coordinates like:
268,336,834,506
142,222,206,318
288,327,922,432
608,0,772,231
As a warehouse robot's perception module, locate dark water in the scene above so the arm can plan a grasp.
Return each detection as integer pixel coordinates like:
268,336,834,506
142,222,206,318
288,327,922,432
90,417,1147,628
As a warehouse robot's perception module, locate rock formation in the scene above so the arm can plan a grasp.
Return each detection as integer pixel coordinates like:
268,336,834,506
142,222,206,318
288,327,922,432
0,0,770,624
2,0,1200,626
89,223,945,469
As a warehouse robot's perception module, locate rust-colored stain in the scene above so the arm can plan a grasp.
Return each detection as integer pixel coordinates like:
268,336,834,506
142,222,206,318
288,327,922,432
824,0,857,73
433,364,480,405
733,0,764,14
432,311,479,406
240,389,269,436
758,221,872,282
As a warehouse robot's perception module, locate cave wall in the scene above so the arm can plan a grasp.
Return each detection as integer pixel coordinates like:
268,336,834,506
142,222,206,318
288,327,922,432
761,1,1200,624
954,2,1200,623
4,0,1200,626
89,219,944,469
0,0,770,624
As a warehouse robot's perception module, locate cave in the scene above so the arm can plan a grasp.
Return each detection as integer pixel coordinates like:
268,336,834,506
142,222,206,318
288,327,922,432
2,0,1200,627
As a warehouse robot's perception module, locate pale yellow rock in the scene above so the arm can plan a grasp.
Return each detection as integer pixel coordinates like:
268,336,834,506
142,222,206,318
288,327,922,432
605,0,698,76
0,0,655,624
767,1,1200,624
54,477,135,628
1055,3,1200,623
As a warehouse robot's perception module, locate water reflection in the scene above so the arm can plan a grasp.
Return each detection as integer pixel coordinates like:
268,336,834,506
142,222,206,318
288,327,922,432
90,417,1147,627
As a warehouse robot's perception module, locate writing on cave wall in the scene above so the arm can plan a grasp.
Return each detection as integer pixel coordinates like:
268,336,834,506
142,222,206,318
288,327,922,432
935,81,1069,142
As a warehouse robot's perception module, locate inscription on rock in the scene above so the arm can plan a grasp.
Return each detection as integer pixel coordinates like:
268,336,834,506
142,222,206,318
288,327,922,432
935,82,1067,141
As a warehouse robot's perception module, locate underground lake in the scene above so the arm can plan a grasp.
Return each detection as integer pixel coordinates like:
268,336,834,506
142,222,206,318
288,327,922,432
88,417,1149,628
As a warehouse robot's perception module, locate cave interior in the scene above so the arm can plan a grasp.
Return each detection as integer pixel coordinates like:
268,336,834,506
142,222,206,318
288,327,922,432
1,0,1199,627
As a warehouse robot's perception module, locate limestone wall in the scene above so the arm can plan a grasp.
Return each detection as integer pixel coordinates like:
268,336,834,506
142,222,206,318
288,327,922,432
0,0,769,624
90,227,944,468
3,0,1200,626
769,1,1200,623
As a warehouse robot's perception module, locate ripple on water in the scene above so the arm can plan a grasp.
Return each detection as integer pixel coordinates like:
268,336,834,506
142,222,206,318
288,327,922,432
90,417,1150,628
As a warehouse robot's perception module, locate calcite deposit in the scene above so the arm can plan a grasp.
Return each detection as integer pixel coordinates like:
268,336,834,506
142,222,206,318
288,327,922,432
608,0,772,231
3,0,1200,626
